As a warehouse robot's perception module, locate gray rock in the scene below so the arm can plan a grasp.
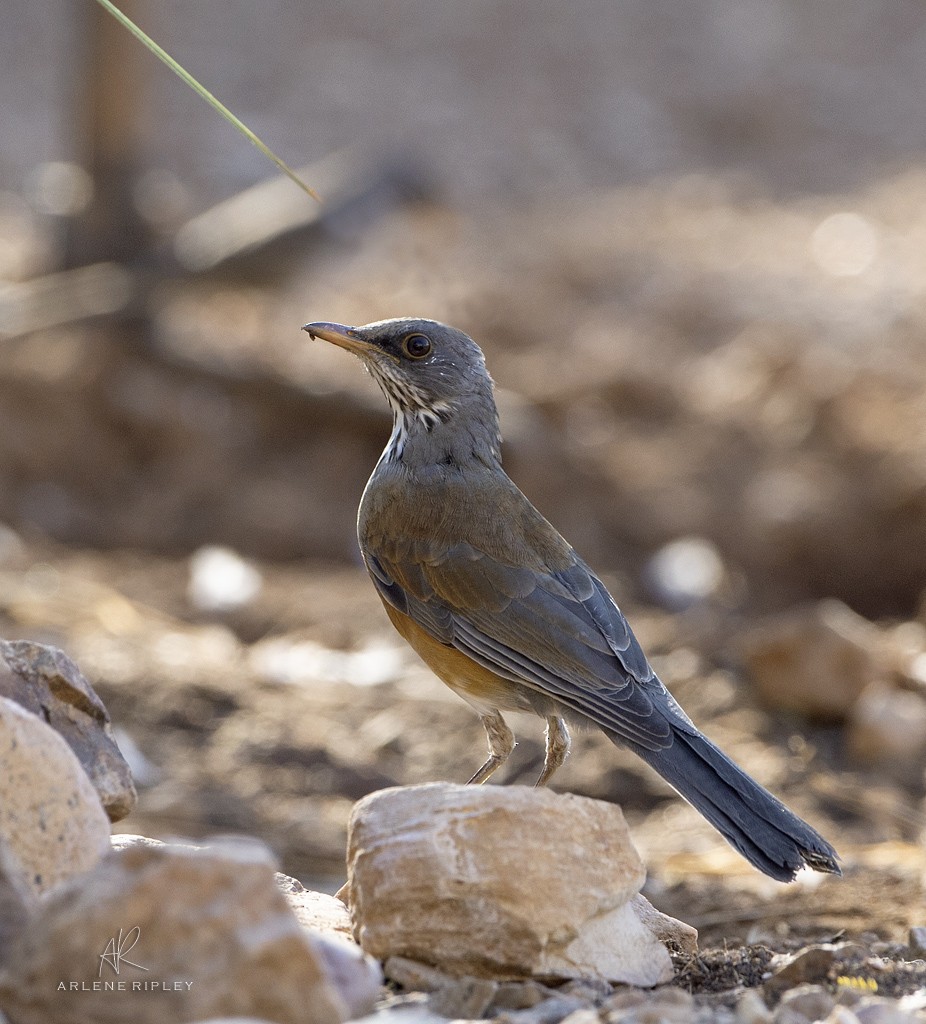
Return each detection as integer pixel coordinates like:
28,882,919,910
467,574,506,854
429,976,498,1018
495,995,588,1024
0,640,136,821
776,984,836,1023
383,956,454,993
491,980,560,1010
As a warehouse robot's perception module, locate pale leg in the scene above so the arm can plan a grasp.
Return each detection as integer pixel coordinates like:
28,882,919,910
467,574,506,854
535,715,570,787
468,710,516,784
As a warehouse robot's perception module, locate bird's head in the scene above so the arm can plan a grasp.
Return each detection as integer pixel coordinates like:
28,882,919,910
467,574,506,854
303,317,495,422
303,317,501,466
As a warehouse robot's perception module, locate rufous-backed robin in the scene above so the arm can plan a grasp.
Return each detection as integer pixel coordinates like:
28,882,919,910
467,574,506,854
303,317,839,882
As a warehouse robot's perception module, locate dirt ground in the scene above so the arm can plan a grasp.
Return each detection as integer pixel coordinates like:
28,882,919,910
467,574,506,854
3,1,926,1010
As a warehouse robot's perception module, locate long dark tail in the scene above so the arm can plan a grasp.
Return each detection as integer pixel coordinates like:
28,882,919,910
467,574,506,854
612,725,840,882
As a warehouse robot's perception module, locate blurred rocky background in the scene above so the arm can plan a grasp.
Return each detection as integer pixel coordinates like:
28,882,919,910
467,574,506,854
1,0,926,977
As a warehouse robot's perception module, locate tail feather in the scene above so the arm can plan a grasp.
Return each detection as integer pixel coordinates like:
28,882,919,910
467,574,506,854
612,725,840,882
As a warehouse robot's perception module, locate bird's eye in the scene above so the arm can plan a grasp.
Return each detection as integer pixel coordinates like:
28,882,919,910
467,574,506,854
402,333,432,359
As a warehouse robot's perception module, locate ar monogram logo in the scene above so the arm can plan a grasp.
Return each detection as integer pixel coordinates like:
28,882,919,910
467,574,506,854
98,927,150,977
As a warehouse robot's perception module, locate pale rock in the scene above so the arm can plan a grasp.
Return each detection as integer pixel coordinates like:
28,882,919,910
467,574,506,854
741,600,883,720
275,873,353,938
0,696,110,896
346,783,673,987
630,893,699,955
557,1011,601,1024
0,835,37,960
848,683,926,780
823,1009,863,1024
350,1003,445,1024
309,931,382,1019
0,842,347,1024
907,925,926,959
0,639,136,822
110,832,173,852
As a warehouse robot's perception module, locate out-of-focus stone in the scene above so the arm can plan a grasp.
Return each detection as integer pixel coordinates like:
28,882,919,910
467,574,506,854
0,696,110,896
275,873,353,938
384,956,455,993
107,835,379,1016
557,1011,601,1024
558,975,612,1004
736,988,773,1024
0,842,347,1024
0,836,36,962
309,931,382,1019
630,893,698,955
428,976,498,1018
777,984,836,1022
600,987,694,1022
852,997,922,1024
908,926,926,959
346,783,673,987
490,980,558,1010
494,995,587,1024
848,683,926,781
0,639,136,821
741,600,883,721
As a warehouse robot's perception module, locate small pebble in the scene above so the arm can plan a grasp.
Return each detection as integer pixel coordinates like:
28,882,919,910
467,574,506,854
777,983,835,1023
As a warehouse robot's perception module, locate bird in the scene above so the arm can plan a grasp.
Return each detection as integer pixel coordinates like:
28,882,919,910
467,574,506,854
303,316,840,882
